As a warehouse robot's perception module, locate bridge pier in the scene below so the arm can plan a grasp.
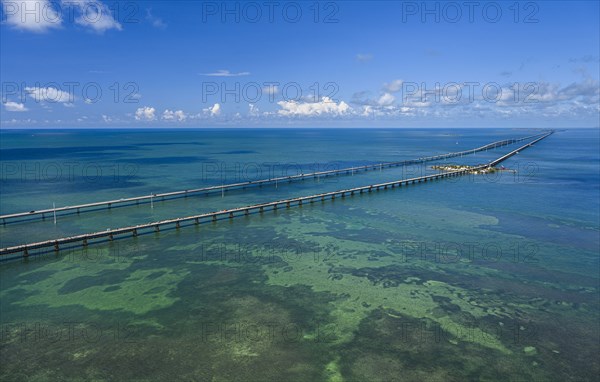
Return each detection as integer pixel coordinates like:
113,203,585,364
155,225,160,232
176,221,181,229
133,229,138,237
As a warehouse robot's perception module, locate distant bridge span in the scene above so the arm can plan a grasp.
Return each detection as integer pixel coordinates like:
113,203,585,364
0,132,547,225
0,131,553,260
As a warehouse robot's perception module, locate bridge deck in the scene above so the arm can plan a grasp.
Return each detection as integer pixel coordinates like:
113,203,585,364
0,131,553,259
0,133,546,224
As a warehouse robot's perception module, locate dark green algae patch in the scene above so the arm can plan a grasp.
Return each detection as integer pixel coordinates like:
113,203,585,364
1,204,598,381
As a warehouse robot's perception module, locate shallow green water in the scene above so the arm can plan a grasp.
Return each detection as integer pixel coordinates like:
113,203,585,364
1,128,598,381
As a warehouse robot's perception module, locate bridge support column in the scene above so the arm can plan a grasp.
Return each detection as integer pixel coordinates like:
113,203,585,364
195,218,200,224
245,210,249,216
176,222,181,229
260,207,264,213
83,239,88,247
133,229,138,237
286,202,290,208
54,242,59,251
229,212,234,218
23,248,28,258
155,225,160,232
298,200,303,206
212,215,217,222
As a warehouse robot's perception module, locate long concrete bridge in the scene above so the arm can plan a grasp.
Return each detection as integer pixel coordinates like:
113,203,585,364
0,131,553,260
0,132,547,225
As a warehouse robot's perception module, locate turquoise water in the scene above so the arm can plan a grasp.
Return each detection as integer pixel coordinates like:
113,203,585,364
0,128,598,381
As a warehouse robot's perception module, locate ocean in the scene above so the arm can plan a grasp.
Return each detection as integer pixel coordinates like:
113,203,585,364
0,128,598,381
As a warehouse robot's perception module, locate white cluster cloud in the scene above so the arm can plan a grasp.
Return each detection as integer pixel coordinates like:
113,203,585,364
277,97,351,117
22,75,598,126
25,86,73,103
248,103,260,117
378,93,395,106
1,0,62,32
132,104,221,123
204,103,221,116
3,101,28,112
1,0,121,33
68,0,122,32
135,106,156,121
162,109,187,121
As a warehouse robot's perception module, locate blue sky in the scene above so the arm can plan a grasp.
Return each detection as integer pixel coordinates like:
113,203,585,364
1,0,599,128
